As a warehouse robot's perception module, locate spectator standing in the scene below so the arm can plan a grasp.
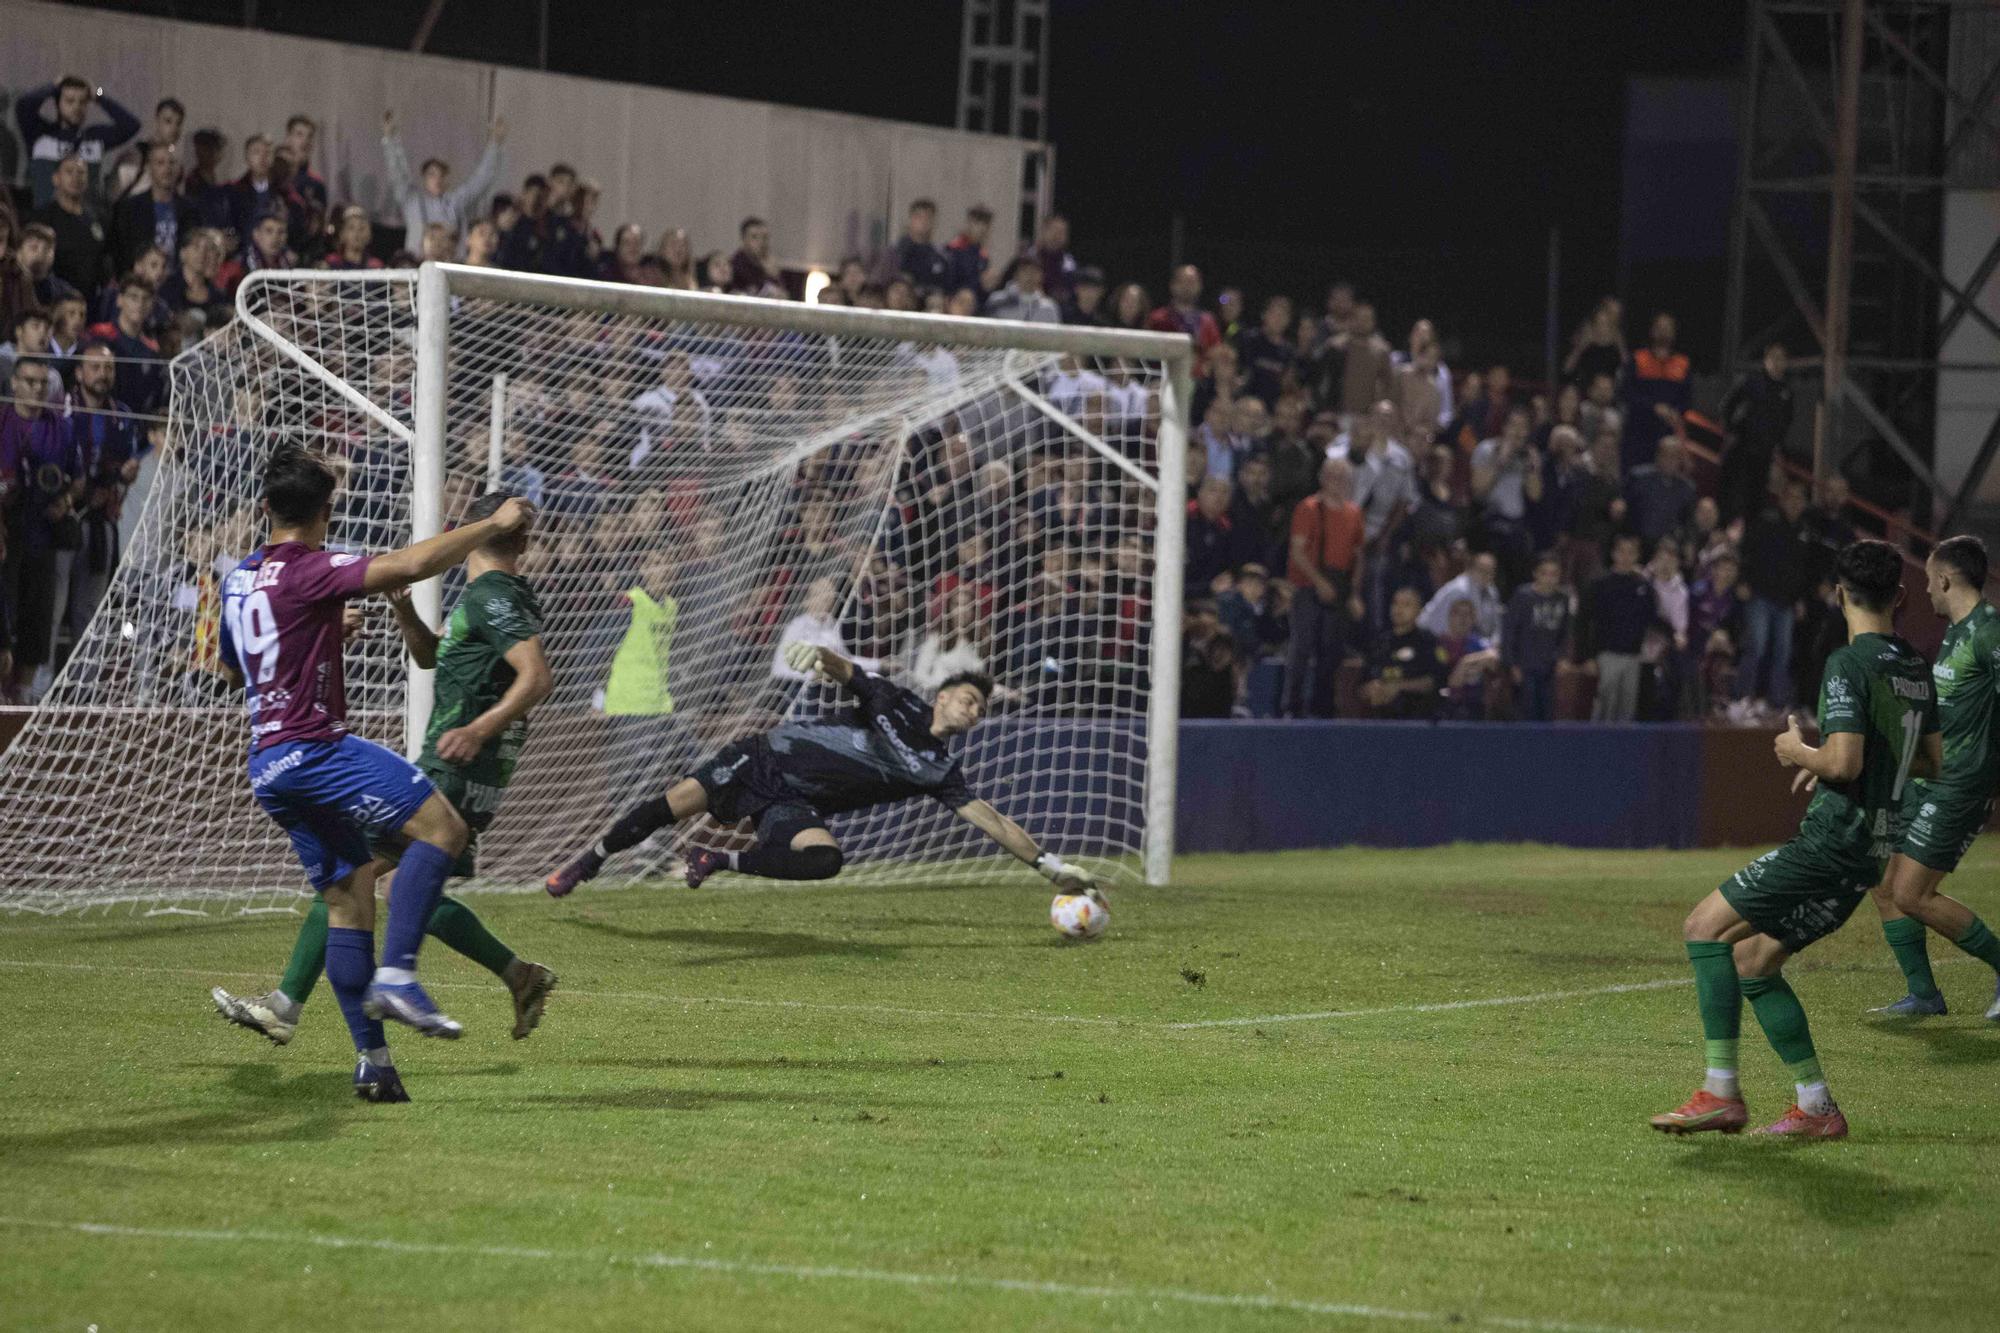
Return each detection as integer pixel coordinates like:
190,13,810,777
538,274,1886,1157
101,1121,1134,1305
1236,295,1297,408
105,97,184,204
1020,214,1077,304
1623,437,1697,549
32,155,109,298
1418,549,1502,643
0,309,67,409
1437,599,1500,719
112,142,193,278
1580,532,1654,722
1690,550,1746,713
1733,480,1813,718
381,109,506,251
1145,265,1222,380
1620,311,1691,470
1716,341,1794,525
654,227,696,288
729,217,784,297
1104,282,1149,331
229,208,295,294
1577,370,1623,446
159,229,229,328
1229,453,1286,574
84,275,164,415
62,341,139,655
1194,396,1250,486
1283,458,1367,718
1263,396,1322,520
226,135,285,248
1566,425,1627,588
1469,405,1540,585
1185,476,1242,596
942,205,998,295
0,212,31,339
1180,630,1240,719
1502,552,1571,721
1333,302,1396,418
596,224,646,284
1362,586,1445,720
983,254,1060,324
1563,296,1626,390
281,115,329,222
1397,338,1447,446
1063,266,1107,325
181,129,234,232
0,357,83,699
15,76,139,208
1648,535,1690,670
887,199,949,291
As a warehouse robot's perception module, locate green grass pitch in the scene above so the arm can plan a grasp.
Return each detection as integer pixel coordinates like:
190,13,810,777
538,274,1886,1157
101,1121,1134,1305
2,844,1997,1331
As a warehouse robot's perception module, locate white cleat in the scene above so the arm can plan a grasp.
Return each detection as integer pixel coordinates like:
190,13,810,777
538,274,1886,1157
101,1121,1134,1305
1985,978,2000,1022
212,986,297,1046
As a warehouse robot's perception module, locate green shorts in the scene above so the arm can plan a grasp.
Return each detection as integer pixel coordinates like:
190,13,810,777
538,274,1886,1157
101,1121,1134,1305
367,766,506,879
1897,782,1994,875
1718,838,1880,955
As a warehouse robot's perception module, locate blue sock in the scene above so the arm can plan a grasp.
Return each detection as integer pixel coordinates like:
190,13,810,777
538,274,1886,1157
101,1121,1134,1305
381,840,455,973
325,927,385,1053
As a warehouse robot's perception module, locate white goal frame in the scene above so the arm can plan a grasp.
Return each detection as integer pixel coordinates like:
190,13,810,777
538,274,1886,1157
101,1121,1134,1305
233,262,1192,886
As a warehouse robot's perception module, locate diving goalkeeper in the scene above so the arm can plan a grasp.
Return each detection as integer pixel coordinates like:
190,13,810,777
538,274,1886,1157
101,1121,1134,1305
544,643,1102,897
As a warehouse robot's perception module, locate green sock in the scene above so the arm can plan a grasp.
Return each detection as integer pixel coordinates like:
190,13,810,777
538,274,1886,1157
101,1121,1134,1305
426,894,517,979
1881,916,1941,1001
1741,974,1824,1085
277,896,329,1006
1686,941,1741,1072
1951,917,2000,974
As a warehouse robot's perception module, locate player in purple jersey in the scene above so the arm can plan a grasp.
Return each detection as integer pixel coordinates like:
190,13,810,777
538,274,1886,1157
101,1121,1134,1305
218,444,532,1102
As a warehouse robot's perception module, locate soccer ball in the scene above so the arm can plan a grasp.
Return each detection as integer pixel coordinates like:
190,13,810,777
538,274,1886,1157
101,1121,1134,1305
1050,890,1108,940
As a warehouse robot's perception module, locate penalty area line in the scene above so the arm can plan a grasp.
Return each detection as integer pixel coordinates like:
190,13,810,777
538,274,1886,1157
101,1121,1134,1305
0,1215,1675,1333
1168,978,1694,1029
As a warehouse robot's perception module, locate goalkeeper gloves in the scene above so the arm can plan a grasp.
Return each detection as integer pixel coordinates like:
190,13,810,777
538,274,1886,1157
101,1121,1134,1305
1036,851,1097,893
783,641,831,680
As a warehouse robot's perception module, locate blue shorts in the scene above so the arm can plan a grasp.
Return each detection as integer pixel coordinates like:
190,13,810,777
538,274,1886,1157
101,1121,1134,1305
250,736,436,890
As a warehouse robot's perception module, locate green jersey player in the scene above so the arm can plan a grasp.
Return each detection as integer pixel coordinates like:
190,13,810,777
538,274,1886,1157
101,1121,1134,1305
1652,540,1939,1140
1866,535,2000,1018
212,493,559,1066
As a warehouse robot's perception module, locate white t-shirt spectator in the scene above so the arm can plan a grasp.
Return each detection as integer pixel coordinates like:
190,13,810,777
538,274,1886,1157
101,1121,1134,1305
984,284,1061,324
1418,573,1504,644
1652,572,1689,643
1045,363,1106,419
898,342,960,391
1469,435,1531,521
1327,435,1416,542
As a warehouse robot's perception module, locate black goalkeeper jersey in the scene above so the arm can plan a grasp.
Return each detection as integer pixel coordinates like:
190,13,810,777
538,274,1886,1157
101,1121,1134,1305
763,671,975,815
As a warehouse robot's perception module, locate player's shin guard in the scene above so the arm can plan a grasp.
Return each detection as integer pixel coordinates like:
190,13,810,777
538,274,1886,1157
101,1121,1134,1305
325,927,386,1054
598,795,675,858
278,896,330,1006
734,842,844,880
427,895,515,978
380,841,455,974
1741,974,1825,1089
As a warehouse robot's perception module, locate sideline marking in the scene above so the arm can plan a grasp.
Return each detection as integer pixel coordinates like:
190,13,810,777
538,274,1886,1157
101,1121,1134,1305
0,1214,1675,1333
1168,978,1693,1029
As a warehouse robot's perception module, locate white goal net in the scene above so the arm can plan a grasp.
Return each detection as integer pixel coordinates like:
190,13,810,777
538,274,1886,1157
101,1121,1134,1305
0,265,1189,914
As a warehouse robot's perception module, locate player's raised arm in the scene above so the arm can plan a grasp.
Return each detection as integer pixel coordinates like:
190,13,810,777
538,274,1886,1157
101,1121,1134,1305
953,798,1098,892
783,641,856,686
383,586,439,669
362,498,535,594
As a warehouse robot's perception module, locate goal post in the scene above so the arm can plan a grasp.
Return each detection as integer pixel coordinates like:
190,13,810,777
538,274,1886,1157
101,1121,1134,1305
0,261,1190,914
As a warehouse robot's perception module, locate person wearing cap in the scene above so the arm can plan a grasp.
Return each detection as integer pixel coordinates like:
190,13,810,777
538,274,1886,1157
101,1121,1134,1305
1063,266,1107,325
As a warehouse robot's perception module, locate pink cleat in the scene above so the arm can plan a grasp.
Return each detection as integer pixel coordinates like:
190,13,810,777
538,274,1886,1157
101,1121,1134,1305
1649,1088,1749,1135
1753,1104,1849,1139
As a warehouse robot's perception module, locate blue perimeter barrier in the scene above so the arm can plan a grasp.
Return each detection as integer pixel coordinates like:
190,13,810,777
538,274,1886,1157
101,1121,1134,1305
1176,721,1706,852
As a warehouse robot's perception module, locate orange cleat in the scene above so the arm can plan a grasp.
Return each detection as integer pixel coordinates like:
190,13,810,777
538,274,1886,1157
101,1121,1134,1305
1753,1104,1848,1139
1649,1088,1749,1135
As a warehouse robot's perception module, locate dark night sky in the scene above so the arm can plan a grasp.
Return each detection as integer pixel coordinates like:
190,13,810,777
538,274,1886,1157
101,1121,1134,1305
67,0,1749,364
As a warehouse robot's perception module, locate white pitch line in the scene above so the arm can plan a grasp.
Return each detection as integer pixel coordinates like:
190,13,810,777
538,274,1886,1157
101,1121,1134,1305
0,1215,1674,1333
1168,978,1694,1029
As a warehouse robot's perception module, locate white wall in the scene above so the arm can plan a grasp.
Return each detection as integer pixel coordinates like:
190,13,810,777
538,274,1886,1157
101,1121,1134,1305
0,0,1029,269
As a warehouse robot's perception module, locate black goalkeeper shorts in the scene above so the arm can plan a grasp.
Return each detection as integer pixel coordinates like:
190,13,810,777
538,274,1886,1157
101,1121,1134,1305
694,738,826,847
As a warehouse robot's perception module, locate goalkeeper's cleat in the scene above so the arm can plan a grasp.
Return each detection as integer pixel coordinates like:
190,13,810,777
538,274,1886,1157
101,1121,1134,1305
1753,1103,1849,1139
507,961,558,1040
1867,992,1947,1017
354,1057,410,1104
1985,977,2000,1022
544,848,603,898
212,986,296,1046
683,848,726,890
1649,1088,1748,1135
363,979,462,1040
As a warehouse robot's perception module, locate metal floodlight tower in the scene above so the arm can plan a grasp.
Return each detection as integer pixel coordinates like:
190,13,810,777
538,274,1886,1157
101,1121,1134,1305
957,0,1055,247
1722,0,2000,533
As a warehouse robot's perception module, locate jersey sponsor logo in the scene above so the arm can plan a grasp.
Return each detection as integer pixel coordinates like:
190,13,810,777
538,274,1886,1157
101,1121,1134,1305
249,747,307,790
343,794,405,831
1889,676,1931,702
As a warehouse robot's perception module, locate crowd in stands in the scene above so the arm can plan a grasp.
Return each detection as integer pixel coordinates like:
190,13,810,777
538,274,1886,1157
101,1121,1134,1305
1,70,1850,727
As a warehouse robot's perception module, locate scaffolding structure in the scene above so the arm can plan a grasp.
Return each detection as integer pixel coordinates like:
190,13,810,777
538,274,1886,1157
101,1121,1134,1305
1721,0,2000,532
956,0,1054,245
